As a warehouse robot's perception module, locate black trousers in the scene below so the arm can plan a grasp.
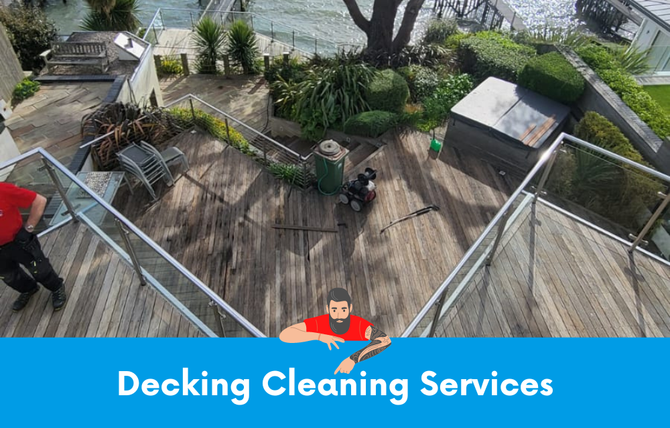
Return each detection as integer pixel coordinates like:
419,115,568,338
0,236,63,293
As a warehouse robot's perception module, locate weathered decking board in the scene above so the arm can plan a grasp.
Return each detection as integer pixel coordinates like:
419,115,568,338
114,130,517,337
0,223,205,337
434,202,670,337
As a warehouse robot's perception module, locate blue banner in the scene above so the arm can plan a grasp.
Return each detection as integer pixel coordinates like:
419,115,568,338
1,338,667,426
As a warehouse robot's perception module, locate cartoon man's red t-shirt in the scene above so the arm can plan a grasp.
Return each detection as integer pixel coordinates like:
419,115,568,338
303,315,372,341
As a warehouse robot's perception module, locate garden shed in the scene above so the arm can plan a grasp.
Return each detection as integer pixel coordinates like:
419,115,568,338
444,77,570,174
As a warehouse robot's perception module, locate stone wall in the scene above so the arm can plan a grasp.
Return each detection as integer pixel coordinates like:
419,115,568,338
558,46,670,174
0,24,24,104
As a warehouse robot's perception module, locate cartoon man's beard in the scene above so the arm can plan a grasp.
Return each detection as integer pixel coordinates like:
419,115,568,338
329,315,350,334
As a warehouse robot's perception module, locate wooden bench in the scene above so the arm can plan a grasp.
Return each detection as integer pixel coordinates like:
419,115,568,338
41,42,110,73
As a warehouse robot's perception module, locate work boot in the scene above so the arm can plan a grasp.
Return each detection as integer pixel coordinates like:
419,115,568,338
52,284,67,311
12,287,39,312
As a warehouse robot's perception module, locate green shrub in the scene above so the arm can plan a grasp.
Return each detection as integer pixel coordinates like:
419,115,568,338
227,20,259,75
0,5,58,71
344,111,398,138
12,78,40,105
397,65,440,101
264,57,307,85
423,18,459,45
167,107,250,153
548,111,664,230
419,74,473,131
365,69,410,113
81,0,140,32
267,162,303,183
158,55,183,76
445,33,472,50
193,16,226,74
576,44,670,137
458,32,535,82
518,52,585,104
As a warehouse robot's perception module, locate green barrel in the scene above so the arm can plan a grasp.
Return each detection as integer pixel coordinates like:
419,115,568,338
313,140,349,195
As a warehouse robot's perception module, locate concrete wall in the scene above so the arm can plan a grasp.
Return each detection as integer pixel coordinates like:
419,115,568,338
0,24,24,104
559,47,670,174
0,128,20,181
127,44,164,107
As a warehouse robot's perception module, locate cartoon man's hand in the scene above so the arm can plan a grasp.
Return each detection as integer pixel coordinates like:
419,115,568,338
334,357,355,375
318,334,345,350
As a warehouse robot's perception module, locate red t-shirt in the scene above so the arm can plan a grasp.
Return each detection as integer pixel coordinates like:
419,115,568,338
303,314,372,341
0,183,36,246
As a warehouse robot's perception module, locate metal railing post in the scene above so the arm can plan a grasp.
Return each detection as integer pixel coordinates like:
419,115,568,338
115,218,147,286
251,14,254,30
428,291,448,337
190,12,194,28
629,191,670,253
152,26,158,45
315,37,318,54
209,301,226,337
292,31,295,49
41,159,78,223
486,208,513,266
224,118,232,144
271,22,274,41
189,98,196,124
533,142,561,204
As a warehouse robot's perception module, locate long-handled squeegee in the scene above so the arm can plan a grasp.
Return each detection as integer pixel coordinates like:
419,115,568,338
380,205,440,234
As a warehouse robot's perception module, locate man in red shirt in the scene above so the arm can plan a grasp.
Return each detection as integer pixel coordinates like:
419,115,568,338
279,288,391,374
0,183,67,312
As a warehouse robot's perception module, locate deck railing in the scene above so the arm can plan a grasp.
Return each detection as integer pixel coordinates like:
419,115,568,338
402,132,670,338
0,148,266,338
163,94,316,189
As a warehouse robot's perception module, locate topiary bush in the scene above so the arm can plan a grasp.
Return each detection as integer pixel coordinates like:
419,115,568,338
0,5,58,71
365,69,410,114
576,43,670,137
518,52,585,104
458,32,535,83
344,111,398,138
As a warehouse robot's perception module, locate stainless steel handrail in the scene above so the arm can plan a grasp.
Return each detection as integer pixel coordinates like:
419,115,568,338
143,8,163,42
0,148,266,338
401,131,670,337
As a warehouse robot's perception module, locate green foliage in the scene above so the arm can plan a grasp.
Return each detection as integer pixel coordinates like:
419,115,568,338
604,43,650,75
292,64,378,141
227,20,259,75
444,33,472,50
518,52,585,104
458,31,535,82
158,55,183,76
418,74,473,131
512,28,590,50
0,5,58,71
168,107,251,153
137,27,146,38
267,162,303,183
365,69,410,114
81,0,140,32
422,18,459,45
12,78,40,105
576,44,670,137
546,112,663,230
643,85,670,115
264,56,307,85
344,111,398,138
398,65,440,102
194,17,226,74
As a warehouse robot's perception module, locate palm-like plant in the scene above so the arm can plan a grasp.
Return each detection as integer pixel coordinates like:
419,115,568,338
226,20,259,75
606,44,651,75
194,17,226,74
81,0,140,32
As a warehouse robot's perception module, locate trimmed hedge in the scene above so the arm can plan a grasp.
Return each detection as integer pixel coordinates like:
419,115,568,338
397,65,439,101
518,52,584,104
168,107,251,154
574,112,646,163
458,32,535,83
344,111,398,138
576,44,670,138
365,69,410,113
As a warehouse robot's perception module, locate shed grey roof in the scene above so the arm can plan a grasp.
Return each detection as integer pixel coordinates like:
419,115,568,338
629,0,670,33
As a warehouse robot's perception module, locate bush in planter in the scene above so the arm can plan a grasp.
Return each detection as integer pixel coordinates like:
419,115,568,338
365,69,410,113
419,74,473,131
344,111,398,138
458,32,535,82
167,107,251,153
227,20,259,75
518,52,585,104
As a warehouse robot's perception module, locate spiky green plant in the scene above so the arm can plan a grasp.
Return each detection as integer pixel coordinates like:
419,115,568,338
81,0,140,32
226,20,259,74
193,17,226,74
606,44,651,75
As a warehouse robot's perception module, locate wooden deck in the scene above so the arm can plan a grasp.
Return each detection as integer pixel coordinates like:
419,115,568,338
113,130,517,336
434,201,670,337
0,222,205,337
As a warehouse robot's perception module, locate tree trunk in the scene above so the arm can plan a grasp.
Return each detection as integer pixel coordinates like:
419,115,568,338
342,0,425,60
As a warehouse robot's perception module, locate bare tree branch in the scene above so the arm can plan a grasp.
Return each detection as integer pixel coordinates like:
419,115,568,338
392,0,425,51
342,0,371,35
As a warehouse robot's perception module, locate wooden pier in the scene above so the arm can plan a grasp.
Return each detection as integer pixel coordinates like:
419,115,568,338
576,0,643,34
433,0,526,31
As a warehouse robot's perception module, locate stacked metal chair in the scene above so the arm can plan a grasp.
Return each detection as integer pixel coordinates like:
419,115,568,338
117,143,174,201
139,141,189,181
